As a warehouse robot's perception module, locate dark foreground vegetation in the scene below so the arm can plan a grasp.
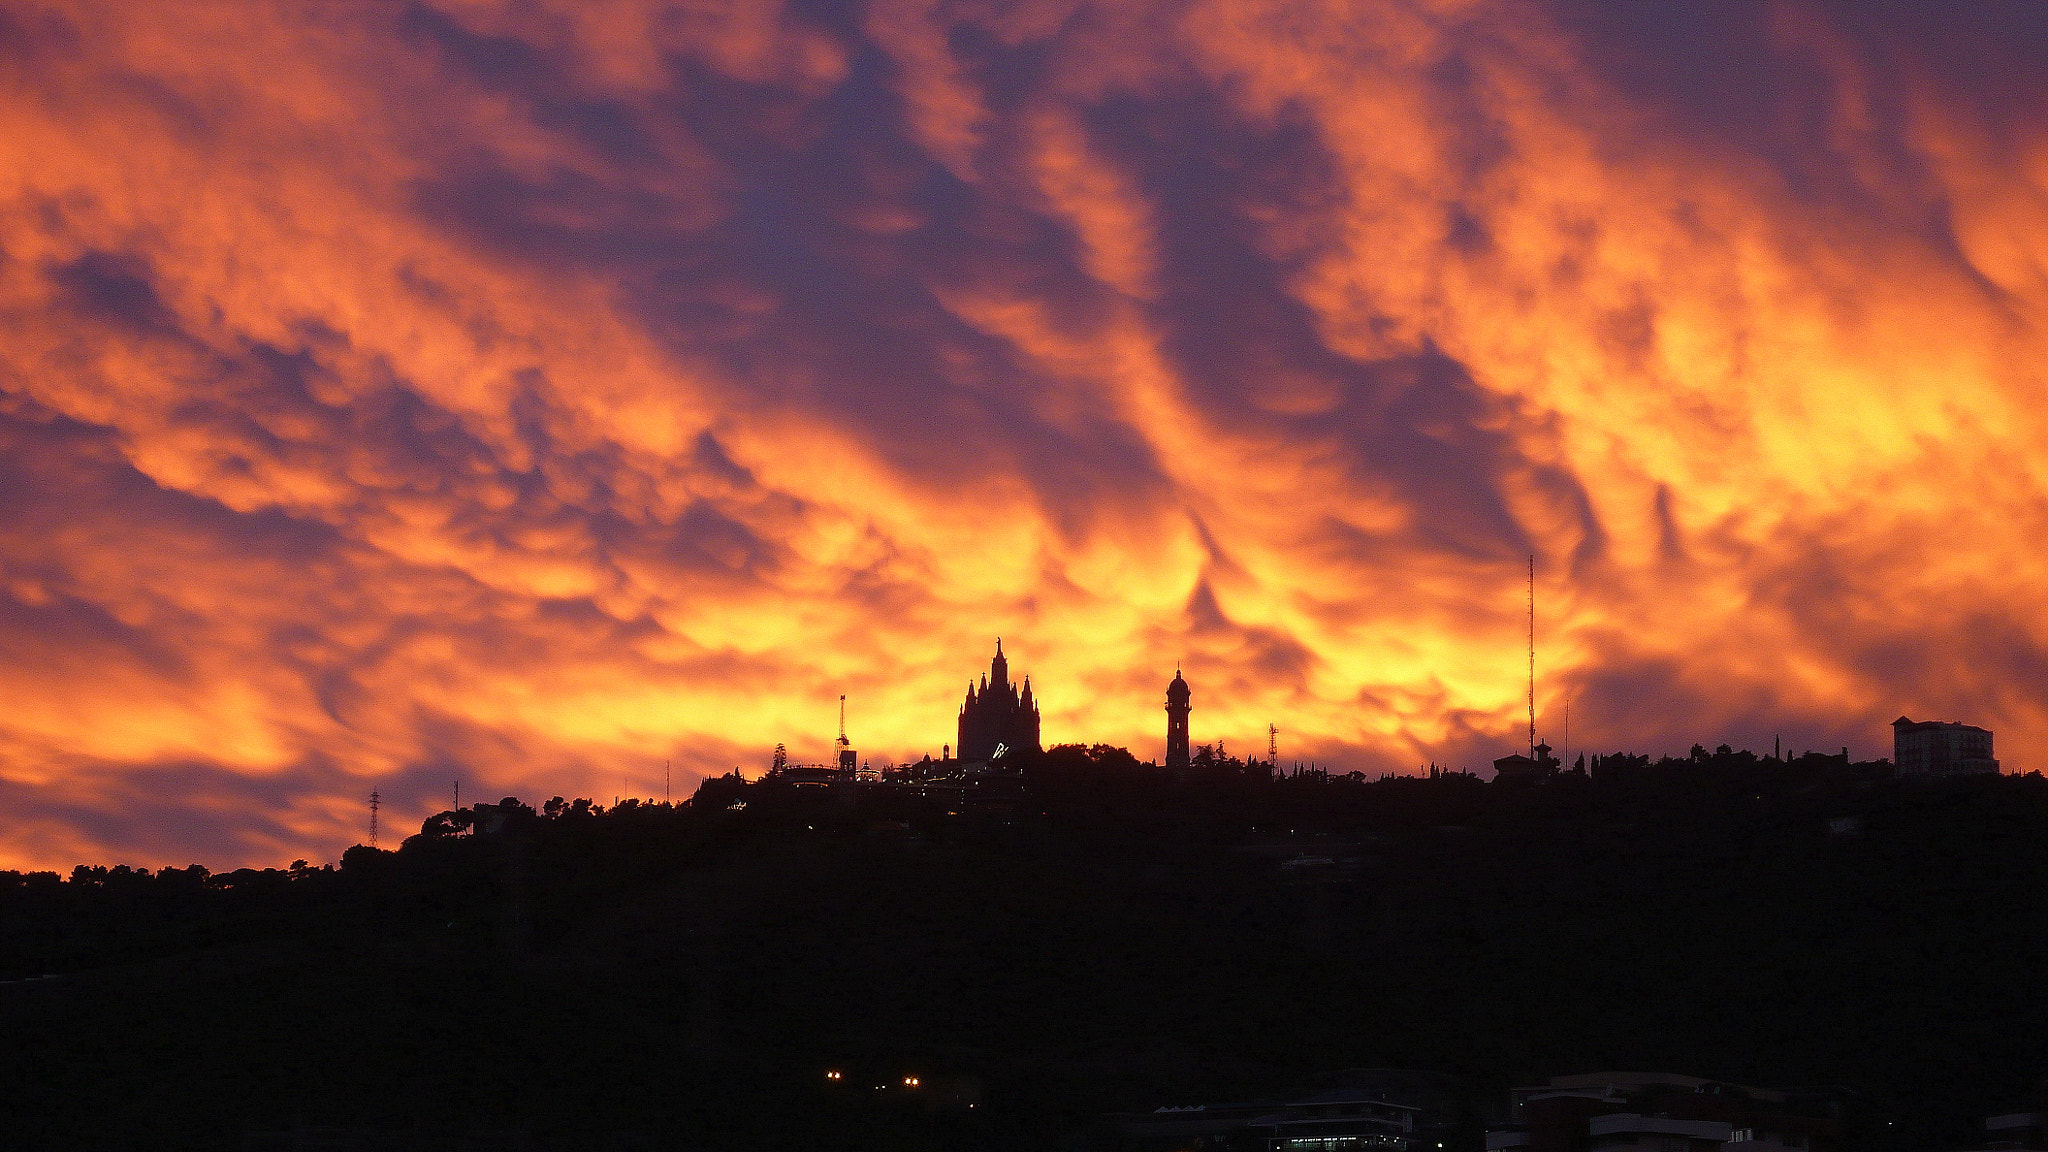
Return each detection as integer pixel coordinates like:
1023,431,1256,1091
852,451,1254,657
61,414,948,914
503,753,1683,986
4,746,2046,1151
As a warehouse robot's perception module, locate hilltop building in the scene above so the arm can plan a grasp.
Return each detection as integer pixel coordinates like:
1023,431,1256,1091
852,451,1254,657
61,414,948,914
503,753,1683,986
1892,716,1999,775
1487,1071,1845,1152
1492,741,1560,784
1165,669,1191,772
958,639,1040,763
1967,1110,2046,1152
1113,1089,1416,1151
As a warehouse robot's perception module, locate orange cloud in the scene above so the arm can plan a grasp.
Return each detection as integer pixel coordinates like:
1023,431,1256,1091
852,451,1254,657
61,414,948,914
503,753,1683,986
0,0,2043,870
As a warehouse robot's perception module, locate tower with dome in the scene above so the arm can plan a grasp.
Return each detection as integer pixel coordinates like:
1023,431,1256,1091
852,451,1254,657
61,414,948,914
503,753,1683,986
1164,668,1191,772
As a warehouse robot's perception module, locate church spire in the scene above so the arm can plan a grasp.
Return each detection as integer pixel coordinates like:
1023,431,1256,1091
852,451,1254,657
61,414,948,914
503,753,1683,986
990,637,1009,689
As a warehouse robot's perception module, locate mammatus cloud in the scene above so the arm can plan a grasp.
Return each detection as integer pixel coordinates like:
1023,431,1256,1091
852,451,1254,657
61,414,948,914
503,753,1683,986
0,0,2042,869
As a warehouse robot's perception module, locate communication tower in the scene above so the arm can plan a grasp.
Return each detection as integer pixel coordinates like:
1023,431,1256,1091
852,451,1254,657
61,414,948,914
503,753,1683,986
1527,554,1536,758
369,789,380,849
1268,724,1278,764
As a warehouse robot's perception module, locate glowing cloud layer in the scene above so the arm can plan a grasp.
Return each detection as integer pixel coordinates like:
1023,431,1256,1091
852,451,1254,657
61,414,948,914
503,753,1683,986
1,0,2044,868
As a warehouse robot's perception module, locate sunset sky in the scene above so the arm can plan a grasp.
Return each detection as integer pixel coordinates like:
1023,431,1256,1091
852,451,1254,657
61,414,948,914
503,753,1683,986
2,0,2045,870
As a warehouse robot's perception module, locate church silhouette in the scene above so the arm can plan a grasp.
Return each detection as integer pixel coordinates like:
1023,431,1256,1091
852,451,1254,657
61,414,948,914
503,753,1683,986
957,639,1041,763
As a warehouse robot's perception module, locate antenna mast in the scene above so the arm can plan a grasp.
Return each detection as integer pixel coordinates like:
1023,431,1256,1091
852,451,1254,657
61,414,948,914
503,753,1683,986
369,789,380,849
1528,553,1536,758
1268,724,1278,764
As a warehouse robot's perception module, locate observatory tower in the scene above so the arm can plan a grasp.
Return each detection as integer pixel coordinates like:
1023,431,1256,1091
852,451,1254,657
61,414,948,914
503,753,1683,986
1165,669,1191,772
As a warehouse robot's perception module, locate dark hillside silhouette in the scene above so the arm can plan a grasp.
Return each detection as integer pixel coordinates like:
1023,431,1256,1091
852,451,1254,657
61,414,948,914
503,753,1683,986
3,750,2045,1150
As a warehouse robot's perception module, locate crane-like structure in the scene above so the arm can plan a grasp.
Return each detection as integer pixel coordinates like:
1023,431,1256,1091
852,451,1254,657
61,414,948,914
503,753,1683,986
836,694,855,774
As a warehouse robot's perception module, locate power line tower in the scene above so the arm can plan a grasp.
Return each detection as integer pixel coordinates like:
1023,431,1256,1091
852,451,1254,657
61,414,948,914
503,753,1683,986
369,790,380,849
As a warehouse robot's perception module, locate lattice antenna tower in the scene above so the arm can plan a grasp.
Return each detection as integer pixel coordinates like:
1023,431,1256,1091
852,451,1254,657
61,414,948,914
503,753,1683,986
1268,724,1278,764
837,695,850,753
1527,554,1536,758
665,760,671,805
453,779,460,812
369,789,380,849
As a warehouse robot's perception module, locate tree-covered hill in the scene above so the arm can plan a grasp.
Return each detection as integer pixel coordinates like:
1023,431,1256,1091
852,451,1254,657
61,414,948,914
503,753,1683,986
4,747,2044,1151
